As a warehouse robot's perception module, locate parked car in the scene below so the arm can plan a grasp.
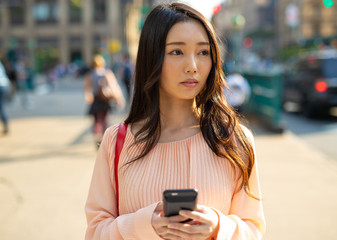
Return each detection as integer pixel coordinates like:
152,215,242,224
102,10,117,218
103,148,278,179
283,49,337,117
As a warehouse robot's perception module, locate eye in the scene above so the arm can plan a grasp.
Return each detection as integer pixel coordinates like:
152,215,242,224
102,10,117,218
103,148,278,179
199,50,210,56
169,49,183,55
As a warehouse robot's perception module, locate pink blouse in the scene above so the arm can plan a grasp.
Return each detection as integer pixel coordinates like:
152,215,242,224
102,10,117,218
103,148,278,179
85,124,266,239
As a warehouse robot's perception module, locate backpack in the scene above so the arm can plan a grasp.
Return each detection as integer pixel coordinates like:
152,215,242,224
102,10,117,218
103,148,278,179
96,75,115,102
123,65,131,79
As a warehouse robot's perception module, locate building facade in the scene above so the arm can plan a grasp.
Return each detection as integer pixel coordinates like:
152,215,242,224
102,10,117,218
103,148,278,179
212,0,275,62
0,0,124,71
277,0,337,47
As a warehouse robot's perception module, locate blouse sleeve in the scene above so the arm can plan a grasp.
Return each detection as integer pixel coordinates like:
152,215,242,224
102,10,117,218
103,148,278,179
213,127,266,239
84,125,162,240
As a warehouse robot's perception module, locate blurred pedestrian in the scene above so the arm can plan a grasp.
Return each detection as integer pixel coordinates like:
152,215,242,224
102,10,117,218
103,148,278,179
224,73,251,112
15,58,32,108
46,64,58,91
2,59,17,101
0,60,10,135
26,64,35,92
84,54,125,149
85,3,265,240
120,53,134,101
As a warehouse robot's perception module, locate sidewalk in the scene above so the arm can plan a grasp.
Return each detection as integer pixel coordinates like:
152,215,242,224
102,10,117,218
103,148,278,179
251,124,337,240
1,77,337,239
0,114,125,240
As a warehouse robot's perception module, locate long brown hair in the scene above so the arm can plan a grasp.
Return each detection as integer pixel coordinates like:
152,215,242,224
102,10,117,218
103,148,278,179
125,2,257,199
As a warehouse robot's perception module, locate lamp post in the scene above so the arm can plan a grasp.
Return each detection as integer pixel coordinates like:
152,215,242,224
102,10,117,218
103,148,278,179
231,14,246,70
323,0,334,8
285,4,299,45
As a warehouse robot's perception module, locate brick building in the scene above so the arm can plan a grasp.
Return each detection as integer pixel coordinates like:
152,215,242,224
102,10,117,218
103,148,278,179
0,0,124,71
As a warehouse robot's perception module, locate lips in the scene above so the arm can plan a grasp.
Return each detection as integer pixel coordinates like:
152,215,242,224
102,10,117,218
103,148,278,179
181,79,198,88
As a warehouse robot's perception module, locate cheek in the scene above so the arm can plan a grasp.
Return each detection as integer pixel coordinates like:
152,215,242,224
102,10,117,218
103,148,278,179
198,61,212,90
160,64,168,87
160,60,180,87
162,59,179,75
201,60,212,79
159,63,173,89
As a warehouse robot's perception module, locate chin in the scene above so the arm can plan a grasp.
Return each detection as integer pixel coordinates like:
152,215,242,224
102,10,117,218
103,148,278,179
181,94,198,100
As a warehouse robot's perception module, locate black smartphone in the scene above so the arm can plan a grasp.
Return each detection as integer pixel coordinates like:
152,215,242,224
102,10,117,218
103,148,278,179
163,189,198,217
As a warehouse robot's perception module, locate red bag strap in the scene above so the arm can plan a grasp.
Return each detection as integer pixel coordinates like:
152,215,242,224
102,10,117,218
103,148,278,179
114,123,128,216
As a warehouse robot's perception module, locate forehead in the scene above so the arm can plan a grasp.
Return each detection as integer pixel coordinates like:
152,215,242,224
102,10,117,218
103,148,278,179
166,20,209,43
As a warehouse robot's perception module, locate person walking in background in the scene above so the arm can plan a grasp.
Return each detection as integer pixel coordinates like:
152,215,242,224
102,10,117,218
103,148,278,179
84,54,125,149
2,59,17,101
224,72,251,112
85,3,265,240
120,53,134,102
15,58,32,109
46,64,58,91
0,60,10,135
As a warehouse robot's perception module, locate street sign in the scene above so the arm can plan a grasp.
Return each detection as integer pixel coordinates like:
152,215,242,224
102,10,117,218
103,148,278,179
285,4,299,28
108,39,121,53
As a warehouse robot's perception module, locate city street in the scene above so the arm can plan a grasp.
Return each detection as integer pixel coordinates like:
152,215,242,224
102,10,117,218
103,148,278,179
1,76,337,240
283,111,337,162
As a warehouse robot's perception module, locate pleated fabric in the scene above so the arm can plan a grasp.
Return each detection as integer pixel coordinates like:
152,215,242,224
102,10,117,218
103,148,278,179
117,125,236,216
85,123,265,240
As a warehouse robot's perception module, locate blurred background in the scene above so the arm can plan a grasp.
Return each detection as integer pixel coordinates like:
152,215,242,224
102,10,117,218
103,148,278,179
0,0,337,239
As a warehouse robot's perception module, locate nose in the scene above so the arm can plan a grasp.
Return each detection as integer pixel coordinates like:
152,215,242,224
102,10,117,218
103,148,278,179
184,55,197,74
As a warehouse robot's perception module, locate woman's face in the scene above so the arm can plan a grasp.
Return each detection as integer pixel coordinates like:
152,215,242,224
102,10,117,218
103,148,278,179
159,20,212,102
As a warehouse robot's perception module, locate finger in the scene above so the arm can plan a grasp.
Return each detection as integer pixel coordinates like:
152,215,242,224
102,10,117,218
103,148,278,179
155,202,166,217
155,226,169,236
196,204,208,213
156,227,181,240
167,227,208,239
179,210,209,224
155,226,184,240
152,212,170,228
180,207,218,226
168,222,206,234
154,202,164,211
153,213,188,229
167,214,190,223
168,222,215,239
160,232,182,240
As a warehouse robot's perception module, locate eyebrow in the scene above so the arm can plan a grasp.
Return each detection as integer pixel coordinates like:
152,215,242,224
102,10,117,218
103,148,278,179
166,41,210,46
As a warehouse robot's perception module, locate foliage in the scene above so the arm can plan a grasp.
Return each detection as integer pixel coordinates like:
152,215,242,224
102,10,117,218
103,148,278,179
278,44,318,61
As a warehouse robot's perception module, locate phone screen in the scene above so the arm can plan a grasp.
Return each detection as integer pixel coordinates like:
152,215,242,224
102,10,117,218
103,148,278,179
163,189,198,217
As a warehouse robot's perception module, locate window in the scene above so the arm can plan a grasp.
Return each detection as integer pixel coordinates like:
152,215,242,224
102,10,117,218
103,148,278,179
93,0,106,23
33,0,59,24
37,37,58,48
302,23,314,38
93,35,102,53
69,36,83,63
322,58,337,78
9,5,25,26
69,1,82,23
70,36,83,47
7,38,27,58
35,37,59,72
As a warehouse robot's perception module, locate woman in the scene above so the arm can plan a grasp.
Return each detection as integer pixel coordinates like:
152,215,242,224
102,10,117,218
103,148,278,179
85,3,265,239
84,55,125,148
0,60,10,134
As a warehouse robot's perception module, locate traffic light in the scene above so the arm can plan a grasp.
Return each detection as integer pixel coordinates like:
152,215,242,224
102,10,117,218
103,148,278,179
323,0,334,8
243,38,253,48
212,4,222,15
231,14,246,28
70,0,82,8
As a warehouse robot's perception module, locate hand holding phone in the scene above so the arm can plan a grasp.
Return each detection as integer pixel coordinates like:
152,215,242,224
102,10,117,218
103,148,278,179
153,194,218,240
163,189,198,217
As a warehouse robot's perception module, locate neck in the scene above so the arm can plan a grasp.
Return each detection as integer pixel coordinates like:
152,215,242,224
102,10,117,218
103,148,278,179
159,97,199,132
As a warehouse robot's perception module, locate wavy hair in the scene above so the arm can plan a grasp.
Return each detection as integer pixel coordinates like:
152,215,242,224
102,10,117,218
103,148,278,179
125,2,257,199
